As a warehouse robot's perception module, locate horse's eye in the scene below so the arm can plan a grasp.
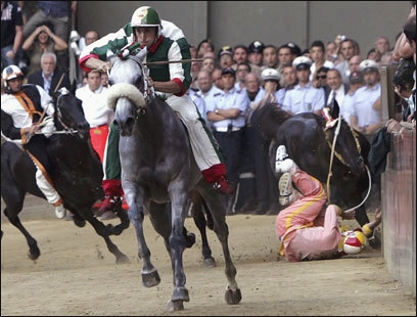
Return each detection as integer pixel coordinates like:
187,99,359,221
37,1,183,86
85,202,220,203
135,79,142,88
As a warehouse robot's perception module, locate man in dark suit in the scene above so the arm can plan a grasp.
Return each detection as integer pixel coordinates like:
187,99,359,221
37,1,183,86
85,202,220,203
27,51,71,95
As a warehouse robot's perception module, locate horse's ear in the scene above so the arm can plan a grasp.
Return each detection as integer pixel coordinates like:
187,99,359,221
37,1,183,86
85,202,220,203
51,90,59,104
135,47,147,63
70,80,77,95
325,99,340,120
321,99,342,129
331,99,340,119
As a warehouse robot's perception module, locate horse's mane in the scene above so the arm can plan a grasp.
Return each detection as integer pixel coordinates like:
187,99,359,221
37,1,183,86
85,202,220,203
252,102,293,141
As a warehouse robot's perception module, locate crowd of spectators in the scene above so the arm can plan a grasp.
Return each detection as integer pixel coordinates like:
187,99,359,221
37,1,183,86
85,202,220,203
186,24,414,213
2,1,415,216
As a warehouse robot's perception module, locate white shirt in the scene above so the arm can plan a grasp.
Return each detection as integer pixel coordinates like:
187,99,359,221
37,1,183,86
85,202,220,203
75,85,113,128
351,83,382,128
188,89,207,123
1,85,53,147
282,83,325,114
42,72,53,93
340,91,356,125
327,85,346,107
207,87,249,129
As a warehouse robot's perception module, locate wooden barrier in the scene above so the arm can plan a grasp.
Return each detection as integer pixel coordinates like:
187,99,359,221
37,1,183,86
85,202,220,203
381,130,416,297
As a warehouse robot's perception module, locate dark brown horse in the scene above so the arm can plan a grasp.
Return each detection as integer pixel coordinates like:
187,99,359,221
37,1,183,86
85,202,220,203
251,101,373,227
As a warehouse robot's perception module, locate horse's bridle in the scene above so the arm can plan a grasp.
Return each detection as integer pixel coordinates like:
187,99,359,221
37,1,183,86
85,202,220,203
323,113,369,205
324,116,362,166
35,89,79,135
54,88,81,135
127,55,154,103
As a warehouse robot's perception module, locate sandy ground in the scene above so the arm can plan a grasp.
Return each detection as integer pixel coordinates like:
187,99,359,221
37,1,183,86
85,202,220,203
1,195,416,316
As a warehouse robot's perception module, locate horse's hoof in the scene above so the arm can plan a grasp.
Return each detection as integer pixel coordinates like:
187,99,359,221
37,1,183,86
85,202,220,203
368,235,381,249
171,286,189,302
104,224,115,234
116,254,131,264
166,300,184,312
28,248,41,261
73,217,86,228
225,286,242,305
203,257,216,268
142,270,161,287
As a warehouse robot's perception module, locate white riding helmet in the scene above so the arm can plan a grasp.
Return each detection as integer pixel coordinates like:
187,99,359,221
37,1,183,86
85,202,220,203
2,65,24,85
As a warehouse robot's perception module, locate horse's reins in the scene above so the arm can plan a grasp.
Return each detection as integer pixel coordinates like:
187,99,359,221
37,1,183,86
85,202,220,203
326,112,342,204
130,55,154,101
36,73,66,122
143,58,203,66
324,110,372,212
344,165,372,213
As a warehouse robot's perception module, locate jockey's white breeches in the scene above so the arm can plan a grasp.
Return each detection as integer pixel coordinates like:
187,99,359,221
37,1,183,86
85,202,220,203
35,166,61,205
166,94,220,171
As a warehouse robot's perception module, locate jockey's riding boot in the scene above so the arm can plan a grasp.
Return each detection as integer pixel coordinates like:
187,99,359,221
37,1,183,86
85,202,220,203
98,179,124,218
202,163,234,196
98,196,117,215
276,144,289,161
275,145,299,174
54,202,67,219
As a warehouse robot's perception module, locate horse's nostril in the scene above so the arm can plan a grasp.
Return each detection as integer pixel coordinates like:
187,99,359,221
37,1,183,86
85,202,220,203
113,120,120,130
126,117,135,127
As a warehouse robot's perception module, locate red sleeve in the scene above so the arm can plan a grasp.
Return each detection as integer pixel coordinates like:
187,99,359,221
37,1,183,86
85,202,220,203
79,53,100,72
172,78,186,97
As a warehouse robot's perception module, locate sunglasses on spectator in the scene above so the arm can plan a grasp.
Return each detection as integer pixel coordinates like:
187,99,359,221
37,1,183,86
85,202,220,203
316,75,327,79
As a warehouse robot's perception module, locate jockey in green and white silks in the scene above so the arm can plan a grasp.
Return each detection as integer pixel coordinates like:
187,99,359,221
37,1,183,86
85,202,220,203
79,6,233,197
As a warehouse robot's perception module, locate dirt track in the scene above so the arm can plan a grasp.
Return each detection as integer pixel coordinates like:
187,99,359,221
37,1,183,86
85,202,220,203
1,195,416,316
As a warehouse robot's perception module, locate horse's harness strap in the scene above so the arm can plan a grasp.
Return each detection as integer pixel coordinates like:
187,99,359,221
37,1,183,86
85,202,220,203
34,96,78,135
129,55,154,102
324,119,362,166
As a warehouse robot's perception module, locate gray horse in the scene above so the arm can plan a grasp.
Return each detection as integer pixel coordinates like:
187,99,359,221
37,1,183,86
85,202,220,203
106,49,241,312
